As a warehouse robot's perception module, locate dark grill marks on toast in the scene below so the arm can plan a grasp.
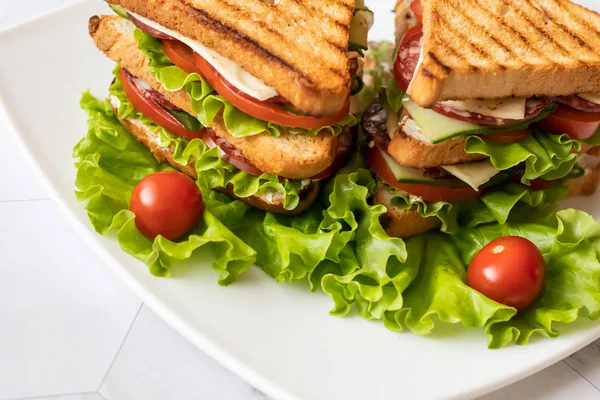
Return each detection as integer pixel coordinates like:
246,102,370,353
187,5,313,84
514,0,576,58
427,52,451,75
451,0,514,65
434,12,497,73
545,0,600,46
468,0,548,64
548,0,600,38
193,0,352,88
287,0,350,32
409,0,600,106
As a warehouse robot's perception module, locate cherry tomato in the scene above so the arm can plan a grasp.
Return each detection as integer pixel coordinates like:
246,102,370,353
481,130,531,144
130,171,204,241
393,24,423,92
194,53,351,129
366,146,483,202
120,69,206,141
410,0,424,22
537,104,600,140
162,40,204,76
468,236,545,311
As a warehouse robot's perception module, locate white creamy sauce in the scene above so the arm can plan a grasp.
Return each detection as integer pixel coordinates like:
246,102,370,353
402,117,432,144
127,11,278,101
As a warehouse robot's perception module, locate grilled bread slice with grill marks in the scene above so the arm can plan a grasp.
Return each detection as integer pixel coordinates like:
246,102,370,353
106,0,355,116
409,0,600,107
89,15,340,179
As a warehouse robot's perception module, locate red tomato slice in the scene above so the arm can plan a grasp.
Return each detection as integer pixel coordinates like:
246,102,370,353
366,146,483,202
119,69,206,141
537,104,600,140
410,0,424,22
162,40,204,76
393,24,423,92
468,236,545,311
130,171,204,241
481,130,531,143
193,53,350,129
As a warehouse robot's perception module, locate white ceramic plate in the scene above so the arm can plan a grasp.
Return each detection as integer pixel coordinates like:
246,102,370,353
2,1,600,399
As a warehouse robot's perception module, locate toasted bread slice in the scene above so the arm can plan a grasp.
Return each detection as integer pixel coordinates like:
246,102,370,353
568,147,600,197
89,15,339,179
395,0,411,45
387,132,487,168
106,0,354,116
374,182,441,238
568,168,600,197
409,0,600,107
116,107,319,215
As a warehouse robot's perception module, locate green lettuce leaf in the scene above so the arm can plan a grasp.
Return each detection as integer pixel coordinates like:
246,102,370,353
381,181,567,234
109,71,309,210
466,131,581,184
455,210,600,348
75,91,257,284
76,63,600,348
358,41,398,113
381,209,600,348
135,29,357,137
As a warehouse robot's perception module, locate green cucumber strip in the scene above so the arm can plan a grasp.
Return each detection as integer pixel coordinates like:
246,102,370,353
404,99,557,144
109,4,129,19
349,11,370,51
380,150,467,188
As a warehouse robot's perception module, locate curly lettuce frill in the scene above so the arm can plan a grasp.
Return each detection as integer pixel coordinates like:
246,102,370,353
74,92,256,284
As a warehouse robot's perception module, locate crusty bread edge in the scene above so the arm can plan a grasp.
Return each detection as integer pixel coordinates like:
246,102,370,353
116,110,320,215
568,168,600,198
373,182,441,238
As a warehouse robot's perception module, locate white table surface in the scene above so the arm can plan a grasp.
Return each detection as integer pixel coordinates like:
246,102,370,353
2,1,600,399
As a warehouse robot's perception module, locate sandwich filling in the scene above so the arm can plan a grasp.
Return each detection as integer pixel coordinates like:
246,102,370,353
106,68,323,210
89,1,373,212
109,4,368,136
361,37,585,232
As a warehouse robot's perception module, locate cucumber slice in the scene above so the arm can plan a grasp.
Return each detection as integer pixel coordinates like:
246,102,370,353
403,97,557,144
109,4,129,19
355,8,374,29
380,151,465,187
349,10,370,51
404,100,482,144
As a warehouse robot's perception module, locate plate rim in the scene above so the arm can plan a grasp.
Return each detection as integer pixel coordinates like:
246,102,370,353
1,2,600,399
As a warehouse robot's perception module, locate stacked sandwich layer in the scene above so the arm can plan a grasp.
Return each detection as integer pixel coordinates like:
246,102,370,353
365,0,600,238
87,0,373,214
